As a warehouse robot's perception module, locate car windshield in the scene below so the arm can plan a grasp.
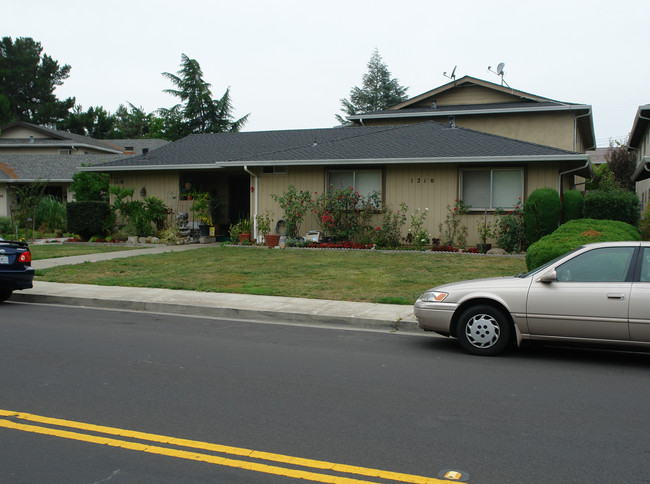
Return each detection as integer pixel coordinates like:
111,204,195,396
514,247,583,278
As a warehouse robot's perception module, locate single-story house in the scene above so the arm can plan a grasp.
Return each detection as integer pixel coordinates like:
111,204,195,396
630,104,650,212
84,75,595,245
0,121,167,218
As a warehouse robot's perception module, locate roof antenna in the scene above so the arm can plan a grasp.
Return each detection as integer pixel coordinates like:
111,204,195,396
487,62,510,87
443,65,457,84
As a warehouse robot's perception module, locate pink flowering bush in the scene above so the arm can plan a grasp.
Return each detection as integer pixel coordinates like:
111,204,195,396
310,186,380,242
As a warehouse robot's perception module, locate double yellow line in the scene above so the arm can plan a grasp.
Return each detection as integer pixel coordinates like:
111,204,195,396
0,409,446,483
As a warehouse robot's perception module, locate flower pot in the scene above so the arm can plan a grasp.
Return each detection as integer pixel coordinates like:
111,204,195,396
264,234,281,247
477,243,491,254
238,233,252,244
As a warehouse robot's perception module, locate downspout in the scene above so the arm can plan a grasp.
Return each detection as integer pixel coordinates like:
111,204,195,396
244,166,259,241
559,159,590,194
572,108,594,152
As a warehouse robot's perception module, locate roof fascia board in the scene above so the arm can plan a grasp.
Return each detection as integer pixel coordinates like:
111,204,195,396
85,154,589,172
631,155,650,181
349,104,591,121
3,179,73,183
0,143,123,154
629,105,650,148
81,164,226,172
227,154,588,167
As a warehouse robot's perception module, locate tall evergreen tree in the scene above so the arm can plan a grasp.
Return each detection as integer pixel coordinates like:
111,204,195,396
161,54,249,139
0,36,75,126
336,49,408,124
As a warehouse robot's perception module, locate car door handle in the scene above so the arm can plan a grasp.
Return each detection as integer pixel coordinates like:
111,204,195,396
607,293,626,300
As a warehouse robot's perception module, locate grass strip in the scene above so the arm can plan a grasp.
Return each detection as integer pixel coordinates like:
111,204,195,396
35,246,526,304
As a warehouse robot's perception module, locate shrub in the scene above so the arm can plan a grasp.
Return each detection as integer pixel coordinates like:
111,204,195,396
495,201,526,253
562,190,583,222
35,195,67,232
310,186,380,242
67,201,112,240
0,216,12,237
373,203,408,249
583,189,640,227
271,185,311,239
438,199,470,248
70,171,110,201
523,188,561,245
525,218,641,270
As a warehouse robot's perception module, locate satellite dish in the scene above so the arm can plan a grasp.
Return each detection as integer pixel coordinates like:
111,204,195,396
443,65,457,81
496,63,505,75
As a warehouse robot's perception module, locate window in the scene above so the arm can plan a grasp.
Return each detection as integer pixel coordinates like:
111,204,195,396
327,170,381,198
461,168,523,210
262,166,287,175
556,247,635,282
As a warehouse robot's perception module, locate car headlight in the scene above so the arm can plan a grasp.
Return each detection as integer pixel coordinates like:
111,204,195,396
418,291,448,302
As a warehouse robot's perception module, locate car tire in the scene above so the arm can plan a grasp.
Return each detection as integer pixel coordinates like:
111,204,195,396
0,289,13,303
456,304,512,356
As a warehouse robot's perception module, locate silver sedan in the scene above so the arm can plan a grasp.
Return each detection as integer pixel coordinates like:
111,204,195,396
414,241,650,355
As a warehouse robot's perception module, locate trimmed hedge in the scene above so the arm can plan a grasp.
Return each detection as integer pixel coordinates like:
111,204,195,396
67,201,111,240
524,188,561,245
562,190,583,222
525,218,641,270
583,189,640,227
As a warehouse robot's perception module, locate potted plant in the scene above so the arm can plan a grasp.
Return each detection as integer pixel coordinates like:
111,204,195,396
236,217,253,243
256,211,279,247
476,211,496,253
190,192,212,236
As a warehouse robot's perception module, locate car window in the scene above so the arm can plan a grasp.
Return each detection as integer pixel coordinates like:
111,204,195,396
641,248,650,282
556,247,635,282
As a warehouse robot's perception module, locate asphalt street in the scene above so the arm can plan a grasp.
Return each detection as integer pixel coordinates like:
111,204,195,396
2,303,649,483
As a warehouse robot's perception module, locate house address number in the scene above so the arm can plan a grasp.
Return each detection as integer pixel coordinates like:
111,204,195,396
410,177,435,184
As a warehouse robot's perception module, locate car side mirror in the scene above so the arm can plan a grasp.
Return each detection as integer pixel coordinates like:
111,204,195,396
538,270,557,283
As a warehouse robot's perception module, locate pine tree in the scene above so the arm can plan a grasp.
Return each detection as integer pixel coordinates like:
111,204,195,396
161,54,248,138
337,49,408,124
0,36,75,125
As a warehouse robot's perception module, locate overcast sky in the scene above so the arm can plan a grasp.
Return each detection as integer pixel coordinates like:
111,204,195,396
4,0,649,148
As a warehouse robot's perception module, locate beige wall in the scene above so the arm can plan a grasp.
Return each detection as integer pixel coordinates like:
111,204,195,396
415,85,519,107
250,162,559,246
0,126,50,139
109,160,563,247
0,184,8,218
362,112,584,153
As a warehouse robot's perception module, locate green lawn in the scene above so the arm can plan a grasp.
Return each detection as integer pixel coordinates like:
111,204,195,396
35,246,526,304
29,244,146,260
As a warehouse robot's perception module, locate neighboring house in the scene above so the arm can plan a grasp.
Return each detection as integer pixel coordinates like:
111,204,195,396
0,121,168,218
630,105,650,212
84,76,594,244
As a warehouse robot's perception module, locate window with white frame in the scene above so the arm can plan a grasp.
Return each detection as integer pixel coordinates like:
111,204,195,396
327,170,381,198
461,168,523,210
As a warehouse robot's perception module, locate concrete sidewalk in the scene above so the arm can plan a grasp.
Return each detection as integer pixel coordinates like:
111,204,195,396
13,244,419,333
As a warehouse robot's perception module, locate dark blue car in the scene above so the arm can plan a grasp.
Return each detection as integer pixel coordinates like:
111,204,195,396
0,239,34,302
